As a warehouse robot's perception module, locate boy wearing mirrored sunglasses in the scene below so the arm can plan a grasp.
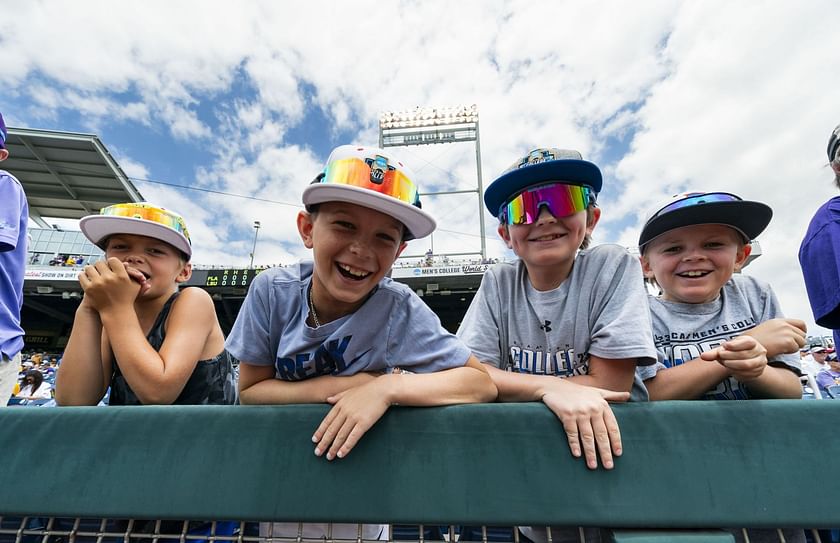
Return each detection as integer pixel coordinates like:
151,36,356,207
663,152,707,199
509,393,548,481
638,192,805,402
226,144,496,541
458,148,657,474
56,203,236,406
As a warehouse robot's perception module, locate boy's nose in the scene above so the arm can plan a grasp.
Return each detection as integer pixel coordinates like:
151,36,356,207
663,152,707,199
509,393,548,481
682,248,707,261
348,238,372,257
535,206,557,225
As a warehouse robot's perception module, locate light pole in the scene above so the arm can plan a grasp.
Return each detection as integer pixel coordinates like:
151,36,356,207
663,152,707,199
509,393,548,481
249,221,261,268
378,104,485,260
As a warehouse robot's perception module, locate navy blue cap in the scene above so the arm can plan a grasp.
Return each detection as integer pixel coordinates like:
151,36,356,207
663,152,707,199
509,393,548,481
484,148,602,218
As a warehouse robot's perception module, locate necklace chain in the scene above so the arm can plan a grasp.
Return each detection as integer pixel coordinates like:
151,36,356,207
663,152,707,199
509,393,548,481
308,285,321,328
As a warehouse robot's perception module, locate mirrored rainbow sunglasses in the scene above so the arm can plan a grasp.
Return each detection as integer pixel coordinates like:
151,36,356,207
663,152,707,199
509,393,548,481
647,192,743,222
317,156,422,208
499,182,594,225
99,203,191,243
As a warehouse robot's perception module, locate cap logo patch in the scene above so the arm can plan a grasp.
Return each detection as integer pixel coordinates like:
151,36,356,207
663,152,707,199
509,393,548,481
367,155,391,185
518,149,555,168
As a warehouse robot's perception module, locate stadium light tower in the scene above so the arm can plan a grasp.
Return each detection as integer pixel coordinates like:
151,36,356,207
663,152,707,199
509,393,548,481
378,104,486,259
249,220,261,268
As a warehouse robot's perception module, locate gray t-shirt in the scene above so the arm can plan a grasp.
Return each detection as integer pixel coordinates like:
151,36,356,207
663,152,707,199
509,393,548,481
457,244,657,401
226,261,471,375
639,273,802,400
226,262,471,541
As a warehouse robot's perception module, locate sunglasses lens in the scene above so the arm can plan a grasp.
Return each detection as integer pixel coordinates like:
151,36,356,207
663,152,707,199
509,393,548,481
653,193,741,219
321,158,420,207
501,183,591,225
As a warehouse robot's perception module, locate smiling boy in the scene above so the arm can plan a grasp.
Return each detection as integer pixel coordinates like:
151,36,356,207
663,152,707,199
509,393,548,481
56,203,236,405
228,145,495,443
226,144,496,541
637,192,805,401
458,148,658,474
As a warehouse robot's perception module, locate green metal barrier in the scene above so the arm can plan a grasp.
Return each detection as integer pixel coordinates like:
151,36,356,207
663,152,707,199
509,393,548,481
1,401,838,529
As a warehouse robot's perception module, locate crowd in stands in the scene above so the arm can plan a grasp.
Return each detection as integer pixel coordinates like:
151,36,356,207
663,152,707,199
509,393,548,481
27,253,91,267
6,350,60,405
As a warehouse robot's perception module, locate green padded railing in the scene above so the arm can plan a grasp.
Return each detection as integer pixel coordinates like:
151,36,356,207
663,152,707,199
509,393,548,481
1,401,838,528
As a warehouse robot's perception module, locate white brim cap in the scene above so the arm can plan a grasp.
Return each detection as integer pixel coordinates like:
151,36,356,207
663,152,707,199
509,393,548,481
80,211,192,259
302,145,436,240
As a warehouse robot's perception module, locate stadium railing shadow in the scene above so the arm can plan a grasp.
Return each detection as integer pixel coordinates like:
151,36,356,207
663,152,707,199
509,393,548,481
1,401,839,543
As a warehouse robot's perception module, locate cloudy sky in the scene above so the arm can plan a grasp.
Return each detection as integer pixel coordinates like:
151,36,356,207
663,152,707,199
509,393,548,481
2,0,837,337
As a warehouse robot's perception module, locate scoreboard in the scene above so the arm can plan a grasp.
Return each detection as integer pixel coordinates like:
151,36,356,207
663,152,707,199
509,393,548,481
204,268,260,288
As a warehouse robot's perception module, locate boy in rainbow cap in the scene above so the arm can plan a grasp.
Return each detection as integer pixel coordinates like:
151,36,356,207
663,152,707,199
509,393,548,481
0,111,29,407
56,202,236,406
226,144,496,541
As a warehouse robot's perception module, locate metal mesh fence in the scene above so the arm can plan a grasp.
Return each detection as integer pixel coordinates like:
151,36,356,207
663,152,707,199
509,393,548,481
0,518,830,543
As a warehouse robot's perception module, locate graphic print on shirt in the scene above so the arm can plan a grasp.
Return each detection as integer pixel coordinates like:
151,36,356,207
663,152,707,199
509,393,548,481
508,344,588,377
655,317,757,399
275,336,372,380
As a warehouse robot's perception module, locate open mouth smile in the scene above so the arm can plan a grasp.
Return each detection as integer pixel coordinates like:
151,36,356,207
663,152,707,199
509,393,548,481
676,270,711,278
530,233,566,242
336,262,372,281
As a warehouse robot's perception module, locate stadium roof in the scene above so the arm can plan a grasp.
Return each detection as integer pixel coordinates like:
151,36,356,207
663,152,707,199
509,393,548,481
3,127,144,226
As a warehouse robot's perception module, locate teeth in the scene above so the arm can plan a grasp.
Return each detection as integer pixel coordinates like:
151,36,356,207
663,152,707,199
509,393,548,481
681,271,707,277
535,234,560,241
339,263,369,277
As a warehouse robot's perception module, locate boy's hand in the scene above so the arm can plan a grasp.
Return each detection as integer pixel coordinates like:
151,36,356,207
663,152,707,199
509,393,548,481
541,382,628,470
740,319,807,358
312,378,391,460
78,258,149,311
700,335,767,382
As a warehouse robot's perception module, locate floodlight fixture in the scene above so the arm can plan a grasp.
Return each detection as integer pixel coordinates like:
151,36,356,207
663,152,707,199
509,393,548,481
378,104,486,259
379,104,479,130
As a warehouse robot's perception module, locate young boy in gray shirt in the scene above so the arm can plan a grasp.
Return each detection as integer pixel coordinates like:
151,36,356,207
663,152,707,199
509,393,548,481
638,192,807,542
637,191,805,401
458,148,657,542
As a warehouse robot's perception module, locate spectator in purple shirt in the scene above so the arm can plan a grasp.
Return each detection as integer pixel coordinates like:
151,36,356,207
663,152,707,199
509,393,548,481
800,124,840,350
0,112,29,406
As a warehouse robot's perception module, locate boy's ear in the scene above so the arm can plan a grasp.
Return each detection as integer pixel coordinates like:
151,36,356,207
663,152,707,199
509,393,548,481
175,262,192,284
0,149,8,162
496,224,512,248
297,211,315,249
639,255,656,279
733,242,752,272
585,206,601,235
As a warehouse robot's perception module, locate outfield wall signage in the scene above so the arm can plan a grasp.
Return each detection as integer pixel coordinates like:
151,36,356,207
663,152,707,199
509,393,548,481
391,263,491,279
24,269,80,281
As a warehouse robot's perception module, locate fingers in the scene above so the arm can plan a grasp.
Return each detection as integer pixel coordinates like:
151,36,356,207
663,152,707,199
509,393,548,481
785,319,808,333
558,403,621,470
561,417,582,459
591,414,616,470
700,348,722,361
123,265,147,284
312,407,371,460
722,335,760,352
600,390,630,403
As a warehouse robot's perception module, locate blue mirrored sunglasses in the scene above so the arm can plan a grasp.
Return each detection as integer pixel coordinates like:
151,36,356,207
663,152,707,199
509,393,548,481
649,192,742,222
